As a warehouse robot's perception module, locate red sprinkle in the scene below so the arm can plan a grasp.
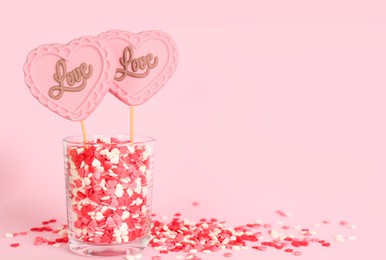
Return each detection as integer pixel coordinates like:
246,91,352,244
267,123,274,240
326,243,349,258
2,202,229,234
10,243,20,247
322,242,331,247
223,252,233,257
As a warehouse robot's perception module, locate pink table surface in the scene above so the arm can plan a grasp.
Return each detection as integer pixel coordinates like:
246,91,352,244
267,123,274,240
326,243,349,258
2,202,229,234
1,0,386,259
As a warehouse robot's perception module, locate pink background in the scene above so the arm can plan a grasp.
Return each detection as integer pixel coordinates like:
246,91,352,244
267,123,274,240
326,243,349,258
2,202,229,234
1,0,385,259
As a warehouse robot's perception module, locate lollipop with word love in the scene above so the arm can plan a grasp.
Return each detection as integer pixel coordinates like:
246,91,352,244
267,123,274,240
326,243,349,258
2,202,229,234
99,29,178,143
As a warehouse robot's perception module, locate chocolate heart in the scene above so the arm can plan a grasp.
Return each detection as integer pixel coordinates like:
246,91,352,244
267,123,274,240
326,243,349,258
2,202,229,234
24,36,115,121
98,30,178,106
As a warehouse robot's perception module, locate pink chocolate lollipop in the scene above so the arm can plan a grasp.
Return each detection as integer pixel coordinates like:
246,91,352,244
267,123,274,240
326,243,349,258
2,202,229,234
98,30,178,106
24,36,115,121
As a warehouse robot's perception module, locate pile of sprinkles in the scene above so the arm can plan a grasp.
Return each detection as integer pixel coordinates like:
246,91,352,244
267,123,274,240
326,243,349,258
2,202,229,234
3,209,356,259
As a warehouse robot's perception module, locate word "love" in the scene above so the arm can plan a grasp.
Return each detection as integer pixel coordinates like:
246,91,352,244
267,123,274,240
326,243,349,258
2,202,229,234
49,59,93,100
115,45,158,81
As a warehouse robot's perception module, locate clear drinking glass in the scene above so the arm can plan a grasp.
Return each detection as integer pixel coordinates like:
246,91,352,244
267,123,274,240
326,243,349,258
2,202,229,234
63,135,155,257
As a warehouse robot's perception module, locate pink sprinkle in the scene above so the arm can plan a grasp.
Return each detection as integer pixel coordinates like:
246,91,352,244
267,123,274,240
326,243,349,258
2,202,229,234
192,202,199,206
339,221,348,226
223,252,233,257
275,210,287,217
322,220,330,224
293,251,302,256
10,243,20,247
151,256,161,260
19,232,28,236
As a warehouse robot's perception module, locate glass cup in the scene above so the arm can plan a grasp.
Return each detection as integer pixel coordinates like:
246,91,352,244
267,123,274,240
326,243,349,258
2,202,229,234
63,135,155,257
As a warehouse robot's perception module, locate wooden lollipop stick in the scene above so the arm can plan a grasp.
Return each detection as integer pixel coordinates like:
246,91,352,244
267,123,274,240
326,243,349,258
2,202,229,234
130,106,134,145
80,120,88,148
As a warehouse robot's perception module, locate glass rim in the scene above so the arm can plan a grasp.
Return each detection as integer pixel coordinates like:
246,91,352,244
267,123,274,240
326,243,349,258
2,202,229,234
63,135,155,146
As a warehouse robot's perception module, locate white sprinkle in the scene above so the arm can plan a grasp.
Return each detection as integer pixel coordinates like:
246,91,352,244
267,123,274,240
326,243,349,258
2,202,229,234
121,178,130,183
349,224,357,229
95,212,104,221
276,220,283,225
95,231,104,235
189,249,198,253
142,187,148,196
294,226,301,230
53,243,62,248
134,186,142,194
100,196,110,200
222,238,230,244
76,148,84,154
139,165,147,174
135,253,143,259
100,206,109,213
175,255,184,259
115,184,124,197
348,236,356,240
145,144,152,155
127,189,134,197
312,223,321,227
142,152,149,160
83,177,91,186
122,211,130,220
255,219,263,224
202,250,211,254
126,255,135,260
334,234,345,242
92,158,101,167
232,245,241,251
128,145,135,154
99,149,109,155
186,255,194,259
4,233,14,238
135,198,143,205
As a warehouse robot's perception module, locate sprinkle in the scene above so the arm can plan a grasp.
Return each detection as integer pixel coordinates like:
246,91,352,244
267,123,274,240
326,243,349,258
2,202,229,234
223,252,233,257
10,243,20,247
5,233,14,238
334,234,345,242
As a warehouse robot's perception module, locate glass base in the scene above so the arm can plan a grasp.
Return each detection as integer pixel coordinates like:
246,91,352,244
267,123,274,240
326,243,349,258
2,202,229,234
68,236,149,257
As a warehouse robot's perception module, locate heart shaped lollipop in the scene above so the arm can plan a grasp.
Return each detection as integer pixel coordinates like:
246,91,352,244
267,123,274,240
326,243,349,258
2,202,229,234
24,36,114,121
98,30,178,106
